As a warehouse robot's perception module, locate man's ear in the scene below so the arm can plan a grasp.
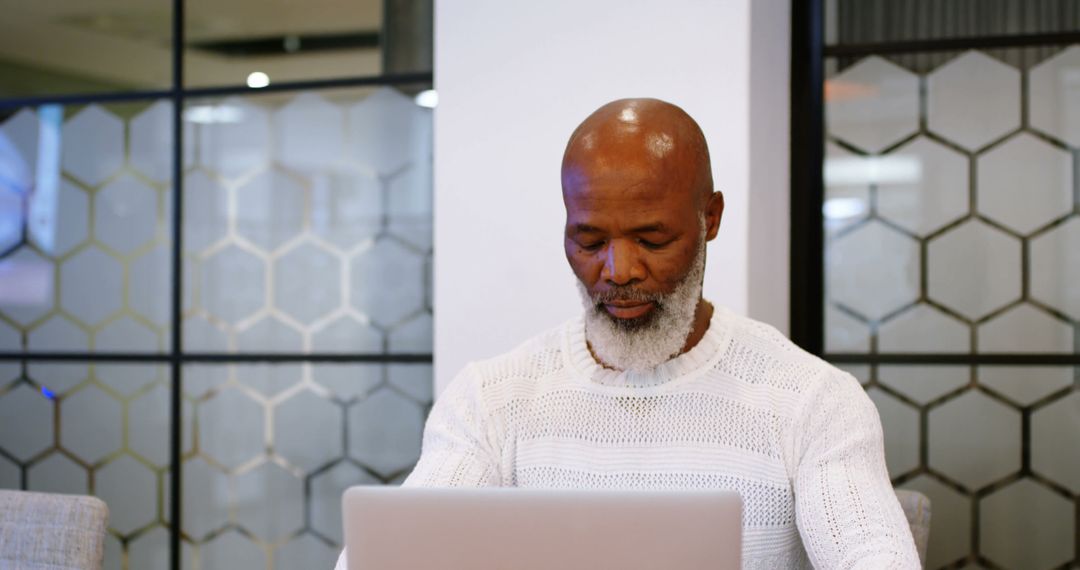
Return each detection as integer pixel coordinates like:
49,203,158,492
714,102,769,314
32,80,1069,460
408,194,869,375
705,191,724,241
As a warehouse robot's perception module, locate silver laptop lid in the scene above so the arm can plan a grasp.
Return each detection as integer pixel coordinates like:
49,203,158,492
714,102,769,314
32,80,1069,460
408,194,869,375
343,487,742,570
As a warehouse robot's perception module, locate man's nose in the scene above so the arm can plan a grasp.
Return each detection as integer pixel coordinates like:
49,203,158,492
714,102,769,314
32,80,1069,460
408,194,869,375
600,240,644,285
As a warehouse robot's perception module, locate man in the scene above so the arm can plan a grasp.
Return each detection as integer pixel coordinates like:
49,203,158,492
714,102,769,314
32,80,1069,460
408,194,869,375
335,99,919,569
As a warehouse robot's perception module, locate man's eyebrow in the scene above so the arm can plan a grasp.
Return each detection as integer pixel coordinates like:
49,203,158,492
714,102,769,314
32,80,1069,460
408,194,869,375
569,223,671,234
628,223,669,234
570,224,604,234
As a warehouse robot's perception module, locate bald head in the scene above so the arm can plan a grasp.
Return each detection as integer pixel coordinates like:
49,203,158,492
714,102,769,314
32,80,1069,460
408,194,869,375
561,98,713,205
562,99,724,368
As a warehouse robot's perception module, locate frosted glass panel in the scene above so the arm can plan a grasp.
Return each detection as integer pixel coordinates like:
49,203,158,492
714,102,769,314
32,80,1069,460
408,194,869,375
976,133,1071,236
827,47,1080,570
0,364,171,570
858,365,1078,570
0,104,173,353
876,137,968,237
181,363,430,568
1031,45,1080,146
825,56,919,153
826,220,919,321
926,220,1021,321
928,390,1021,490
824,51,1077,355
183,87,433,353
1030,217,1080,321
1,362,429,565
867,387,919,479
927,52,1021,151
979,479,1074,570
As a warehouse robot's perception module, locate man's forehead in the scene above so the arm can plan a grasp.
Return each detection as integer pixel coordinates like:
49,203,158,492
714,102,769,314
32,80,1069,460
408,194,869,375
564,170,687,203
563,152,695,203
563,178,697,229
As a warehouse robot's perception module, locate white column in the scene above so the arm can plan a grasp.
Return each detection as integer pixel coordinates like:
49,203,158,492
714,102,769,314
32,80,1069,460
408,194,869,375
433,0,790,393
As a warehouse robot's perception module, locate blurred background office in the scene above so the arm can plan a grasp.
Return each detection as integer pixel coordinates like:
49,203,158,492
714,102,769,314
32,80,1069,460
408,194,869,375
0,0,1076,569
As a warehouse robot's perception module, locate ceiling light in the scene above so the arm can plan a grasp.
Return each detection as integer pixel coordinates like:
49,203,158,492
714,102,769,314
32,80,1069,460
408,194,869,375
247,72,270,89
414,89,438,108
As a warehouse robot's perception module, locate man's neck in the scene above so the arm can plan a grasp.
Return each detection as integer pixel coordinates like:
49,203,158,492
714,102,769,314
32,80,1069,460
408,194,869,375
680,298,714,356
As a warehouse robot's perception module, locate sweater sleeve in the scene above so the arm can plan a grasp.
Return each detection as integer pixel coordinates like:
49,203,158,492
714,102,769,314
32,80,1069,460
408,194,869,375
792,369,921,569
334,365,502,569
401,363,503,487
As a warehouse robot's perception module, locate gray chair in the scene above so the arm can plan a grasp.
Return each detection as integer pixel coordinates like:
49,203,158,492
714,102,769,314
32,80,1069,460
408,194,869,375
895,489,932,567
0,490,109,570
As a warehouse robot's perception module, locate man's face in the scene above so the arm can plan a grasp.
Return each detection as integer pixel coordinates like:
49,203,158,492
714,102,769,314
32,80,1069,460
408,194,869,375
563,156,705,327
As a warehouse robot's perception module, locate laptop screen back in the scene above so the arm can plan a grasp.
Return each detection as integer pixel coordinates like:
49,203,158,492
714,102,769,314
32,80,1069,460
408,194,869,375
343,487,742,570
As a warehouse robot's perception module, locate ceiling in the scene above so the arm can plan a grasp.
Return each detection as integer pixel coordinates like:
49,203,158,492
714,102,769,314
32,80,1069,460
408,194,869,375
9,0,381,42
0,0,386,93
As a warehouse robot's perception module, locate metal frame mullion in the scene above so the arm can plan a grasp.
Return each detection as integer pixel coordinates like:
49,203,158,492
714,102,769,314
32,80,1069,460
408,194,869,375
826,353,1080,366
0,73,434,111
790,0,826,355
168,0,184,565
825,30,1080,57
0,352,434,363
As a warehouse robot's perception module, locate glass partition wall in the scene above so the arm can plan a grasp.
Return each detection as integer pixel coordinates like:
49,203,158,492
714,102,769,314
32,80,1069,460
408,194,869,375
796,0,1080,568
0,1,433,569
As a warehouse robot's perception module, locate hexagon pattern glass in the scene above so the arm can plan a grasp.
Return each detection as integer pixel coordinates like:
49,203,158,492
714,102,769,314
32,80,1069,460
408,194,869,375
877,136,968,237
826,50,1078,350
865,367,1079,569
980,479,1074,570
181,363,430,570
927,52,1021,151
927,220,1021,321
1,86,434,570
0,104,172,353
827,221,919,320
825,56,920,153
0,365,170,570
828,48,1080,570
1030,46,1080,147
0,88,432,356
0,362,431,569
976,133,1071,236
184,87,433,353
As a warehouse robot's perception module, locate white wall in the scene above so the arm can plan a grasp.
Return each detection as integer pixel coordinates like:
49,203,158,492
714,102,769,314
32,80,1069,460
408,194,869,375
434,0,790,393
747,0,792,333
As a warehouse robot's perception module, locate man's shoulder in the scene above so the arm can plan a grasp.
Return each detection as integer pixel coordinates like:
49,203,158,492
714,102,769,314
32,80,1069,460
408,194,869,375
458,319,574,390
715,309,843,395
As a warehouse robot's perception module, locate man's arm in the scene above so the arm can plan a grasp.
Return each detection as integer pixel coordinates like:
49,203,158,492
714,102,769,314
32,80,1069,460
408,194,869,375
334,365,501,569
793,369,921,569
400,364,503,487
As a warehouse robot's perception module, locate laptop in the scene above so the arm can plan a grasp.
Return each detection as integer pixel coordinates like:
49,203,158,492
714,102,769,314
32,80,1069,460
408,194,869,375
342,487,742,570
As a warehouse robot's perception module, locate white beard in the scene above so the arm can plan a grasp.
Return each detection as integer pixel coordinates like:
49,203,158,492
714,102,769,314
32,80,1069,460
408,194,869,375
577,236,706,373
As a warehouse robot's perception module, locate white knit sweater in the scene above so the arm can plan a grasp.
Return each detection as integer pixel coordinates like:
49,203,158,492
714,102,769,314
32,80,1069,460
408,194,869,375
335,306,920,569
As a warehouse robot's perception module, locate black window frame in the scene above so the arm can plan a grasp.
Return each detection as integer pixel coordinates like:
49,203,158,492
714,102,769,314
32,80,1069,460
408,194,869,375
789,0,1080,367
0,1,434,568
790,1,1080,565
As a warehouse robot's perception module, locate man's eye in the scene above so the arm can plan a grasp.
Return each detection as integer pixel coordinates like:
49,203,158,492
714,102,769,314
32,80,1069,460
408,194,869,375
580,241,605,252
638,239,667,250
